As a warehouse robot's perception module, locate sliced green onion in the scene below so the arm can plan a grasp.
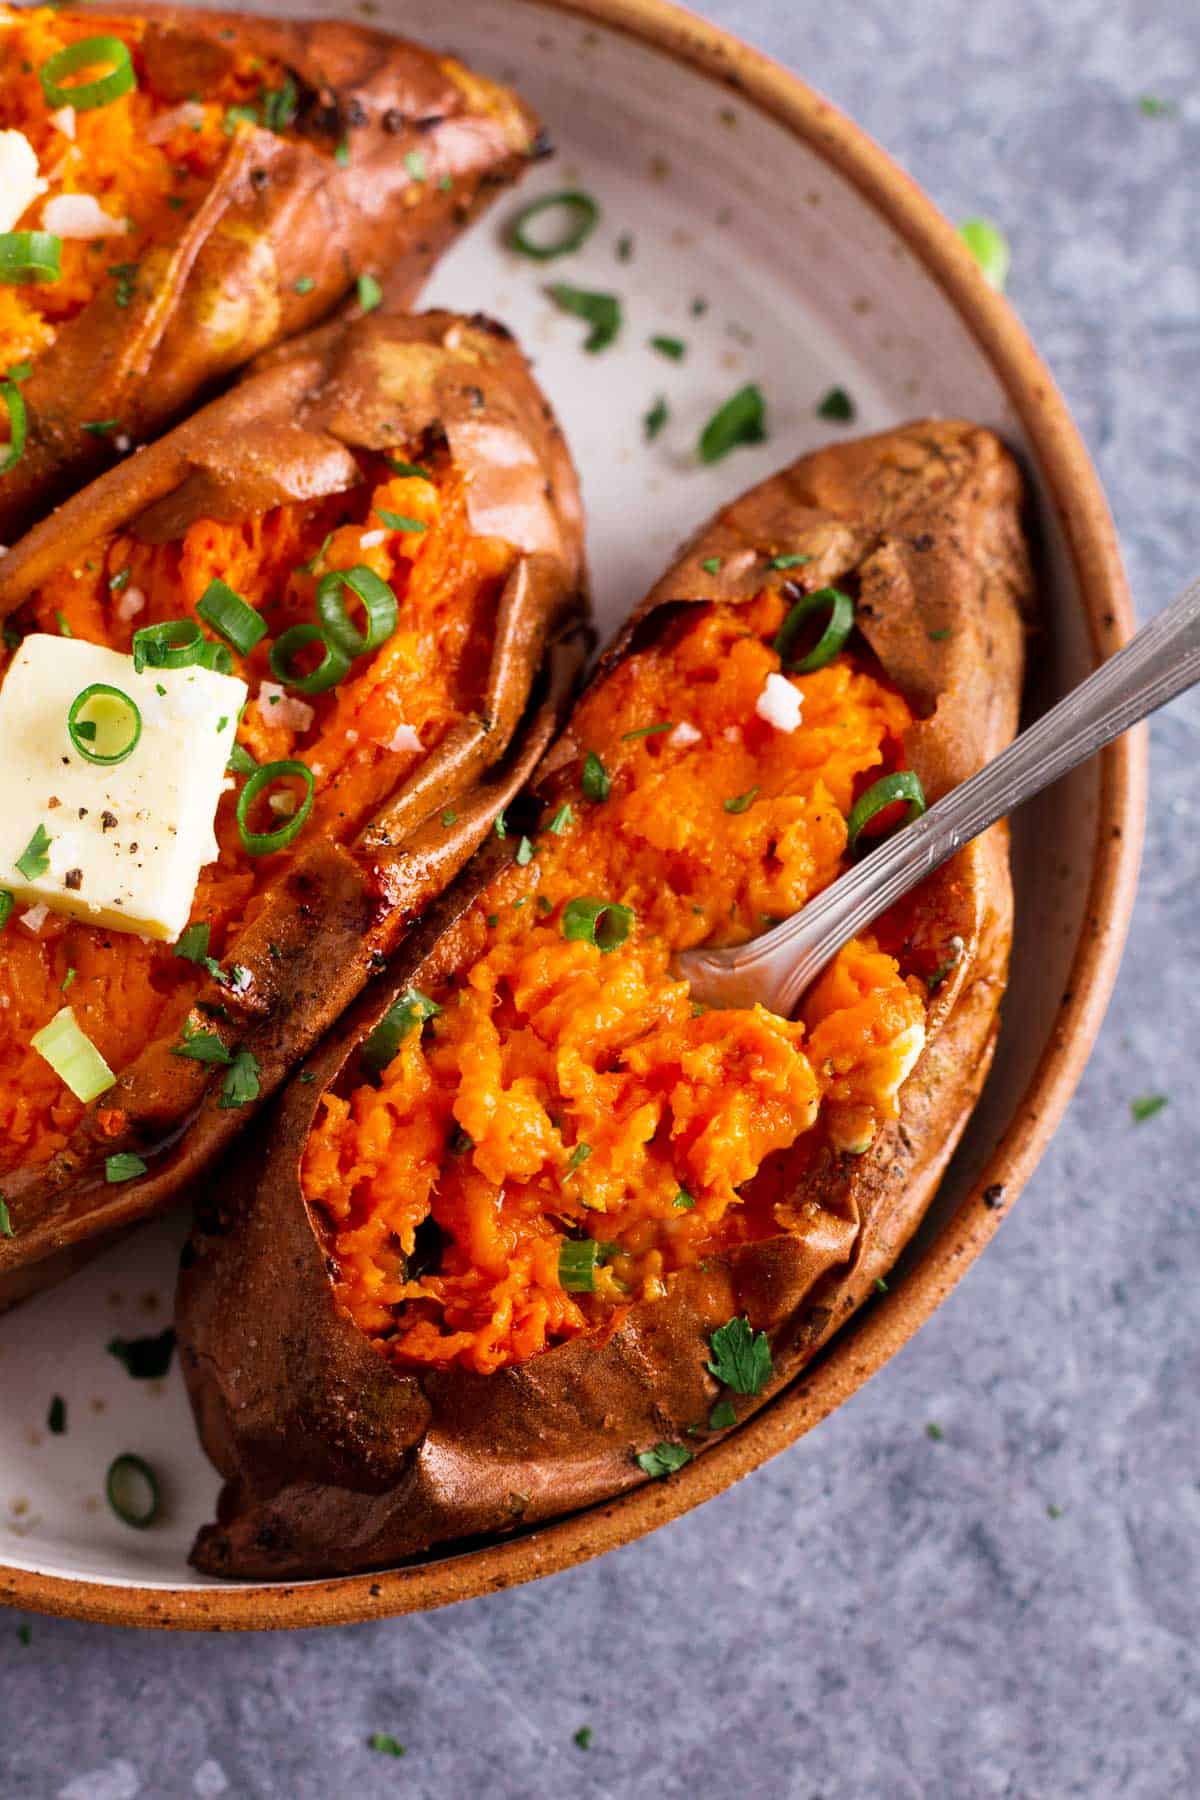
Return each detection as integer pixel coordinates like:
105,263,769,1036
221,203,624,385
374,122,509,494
846,770,928,855
31,1006,115,1102
581,751,610,802
196,579,266,656
195,638,234,674
959,217,1011,291
105,1453,160,1530
0,231,62,286
558,1238,602,1292
0,1198,11,1237
105,1151,147,1183
357,271,383,313
315,566,398,657
773,586,855,673
39,36,136,111
561,896,634,953
227,741,257,776
546,282,622,352
698,383,766,464
384,455,432,480
16,822,52,881
0,379,27,473
361,988,441,1077
268,622,352,695
235,759,315,855
0,891,13,931
566,1142,592,1172
131,618,203,673
508,190,600,261
621,722,673,742
67,684,141,765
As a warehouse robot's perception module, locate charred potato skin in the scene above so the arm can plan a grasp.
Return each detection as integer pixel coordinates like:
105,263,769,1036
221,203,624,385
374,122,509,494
0,7,542,538
179,420,1031,1581
0,308,588,1306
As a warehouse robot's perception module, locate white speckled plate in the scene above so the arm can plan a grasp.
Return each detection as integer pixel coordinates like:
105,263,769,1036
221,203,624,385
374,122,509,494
2,0,1141,1626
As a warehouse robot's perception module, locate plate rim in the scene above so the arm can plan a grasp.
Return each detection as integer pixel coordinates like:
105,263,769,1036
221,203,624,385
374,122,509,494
1,0,1146,1631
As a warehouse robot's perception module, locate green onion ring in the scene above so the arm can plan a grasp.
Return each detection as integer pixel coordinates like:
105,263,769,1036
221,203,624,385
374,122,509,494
315,565,398,658
361,988,441,1077
268,622,351,695
236,759,315,855
39,35,136,111
195,638,234,674
131,617,203,673
561,895,635,953
846,770,928,855
558,1238,601,1292
196,578,266,657
0,891,13,931
0,230,63,286
508,189,600,261
67,683,142,765
773,586,855,673
104,1453,160,1530
0,378,27,474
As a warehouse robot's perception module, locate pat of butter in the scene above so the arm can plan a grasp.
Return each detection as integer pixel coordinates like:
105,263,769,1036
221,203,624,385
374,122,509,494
0,634,246,942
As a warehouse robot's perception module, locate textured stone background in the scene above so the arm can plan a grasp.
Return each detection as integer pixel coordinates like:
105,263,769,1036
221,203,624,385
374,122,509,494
5,2,1198,1795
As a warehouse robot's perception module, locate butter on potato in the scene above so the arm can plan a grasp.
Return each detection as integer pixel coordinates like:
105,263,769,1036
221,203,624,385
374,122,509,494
0,634,244,941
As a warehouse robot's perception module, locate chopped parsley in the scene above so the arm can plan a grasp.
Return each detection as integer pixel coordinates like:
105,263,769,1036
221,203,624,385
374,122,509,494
959,217,1011,291
708,1397,737,1430
441,809,458,827
60,966,76,994
261,75,298,132
700,556,722,575
817,385,855,422
293,274,316,295
377,510,427,532
107,1328,176,1380
546,802,573,835
723,786,759,814
707,1316,772,1395
333,137,350,167
616,231,634,262
546,282,622,352
697,383,766,463
1138,94,1178,117
649,333,686,361
105,1152,147,1183
170,1020,233,1066
636,1441,693,1478
108,261,139,308
404,150,427,182
367,1734,406,1758
673,1188,695,1211
16,822,52,880
643,394,669,440
768,552,812,570
567,1142,592,1172
383,456,432,480
218,1047,261,1109
1130,1093,1168,1123
621,721,673,741
925,1421,945,1441
573,1727,594,1751
81,418,120,436
493,811,507,839
582,751,610,802
47,1395,66,1435
515,835,535,866
0,1198,12,1237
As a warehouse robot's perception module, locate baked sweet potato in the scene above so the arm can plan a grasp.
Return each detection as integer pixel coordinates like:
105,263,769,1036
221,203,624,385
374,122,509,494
0,5,543,538
0,306,587,1307
178,420,1031,1580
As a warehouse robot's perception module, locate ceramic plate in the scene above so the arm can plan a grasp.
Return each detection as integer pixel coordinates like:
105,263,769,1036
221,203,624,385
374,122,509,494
1,0,1142,1627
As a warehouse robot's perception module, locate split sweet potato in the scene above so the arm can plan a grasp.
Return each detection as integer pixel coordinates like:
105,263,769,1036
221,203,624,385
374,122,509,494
0,306,587,1306
0,5,542,538
178,419,1031,1581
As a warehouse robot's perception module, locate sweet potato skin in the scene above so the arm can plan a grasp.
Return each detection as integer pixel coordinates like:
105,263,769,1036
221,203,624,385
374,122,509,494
0,7,541,538
0,308,587,1306
179,420,1031,1580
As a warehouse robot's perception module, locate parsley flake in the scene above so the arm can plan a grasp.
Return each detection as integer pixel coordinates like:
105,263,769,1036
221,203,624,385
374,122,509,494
707,1316,772,1395
547,282,622,352
817,385,856,422
1130,1093,1168,1123
636,1441,693,1478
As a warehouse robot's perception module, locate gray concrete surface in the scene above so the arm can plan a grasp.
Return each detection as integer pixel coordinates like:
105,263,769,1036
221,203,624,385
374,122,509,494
4,2,1198,1795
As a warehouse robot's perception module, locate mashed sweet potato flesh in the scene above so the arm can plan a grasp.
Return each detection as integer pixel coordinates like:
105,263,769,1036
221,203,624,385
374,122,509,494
0,8,294,376
0,453,514,1173
304,594,930,1375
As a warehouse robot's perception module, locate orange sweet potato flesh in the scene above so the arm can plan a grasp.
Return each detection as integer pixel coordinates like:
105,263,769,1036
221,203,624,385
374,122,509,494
0,5,542,539
0,308,587,1306
178,420,1031,1580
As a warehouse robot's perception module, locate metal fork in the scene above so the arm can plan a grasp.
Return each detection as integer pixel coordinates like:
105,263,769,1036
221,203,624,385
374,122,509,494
674,571,1200,1015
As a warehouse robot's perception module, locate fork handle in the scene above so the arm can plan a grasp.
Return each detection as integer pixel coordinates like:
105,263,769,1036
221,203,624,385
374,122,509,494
725,569,1200,1017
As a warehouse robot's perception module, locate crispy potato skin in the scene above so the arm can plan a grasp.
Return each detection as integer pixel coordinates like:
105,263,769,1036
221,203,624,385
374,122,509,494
179,420,1031,1580
0,7,541,538
0,308,587,1306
